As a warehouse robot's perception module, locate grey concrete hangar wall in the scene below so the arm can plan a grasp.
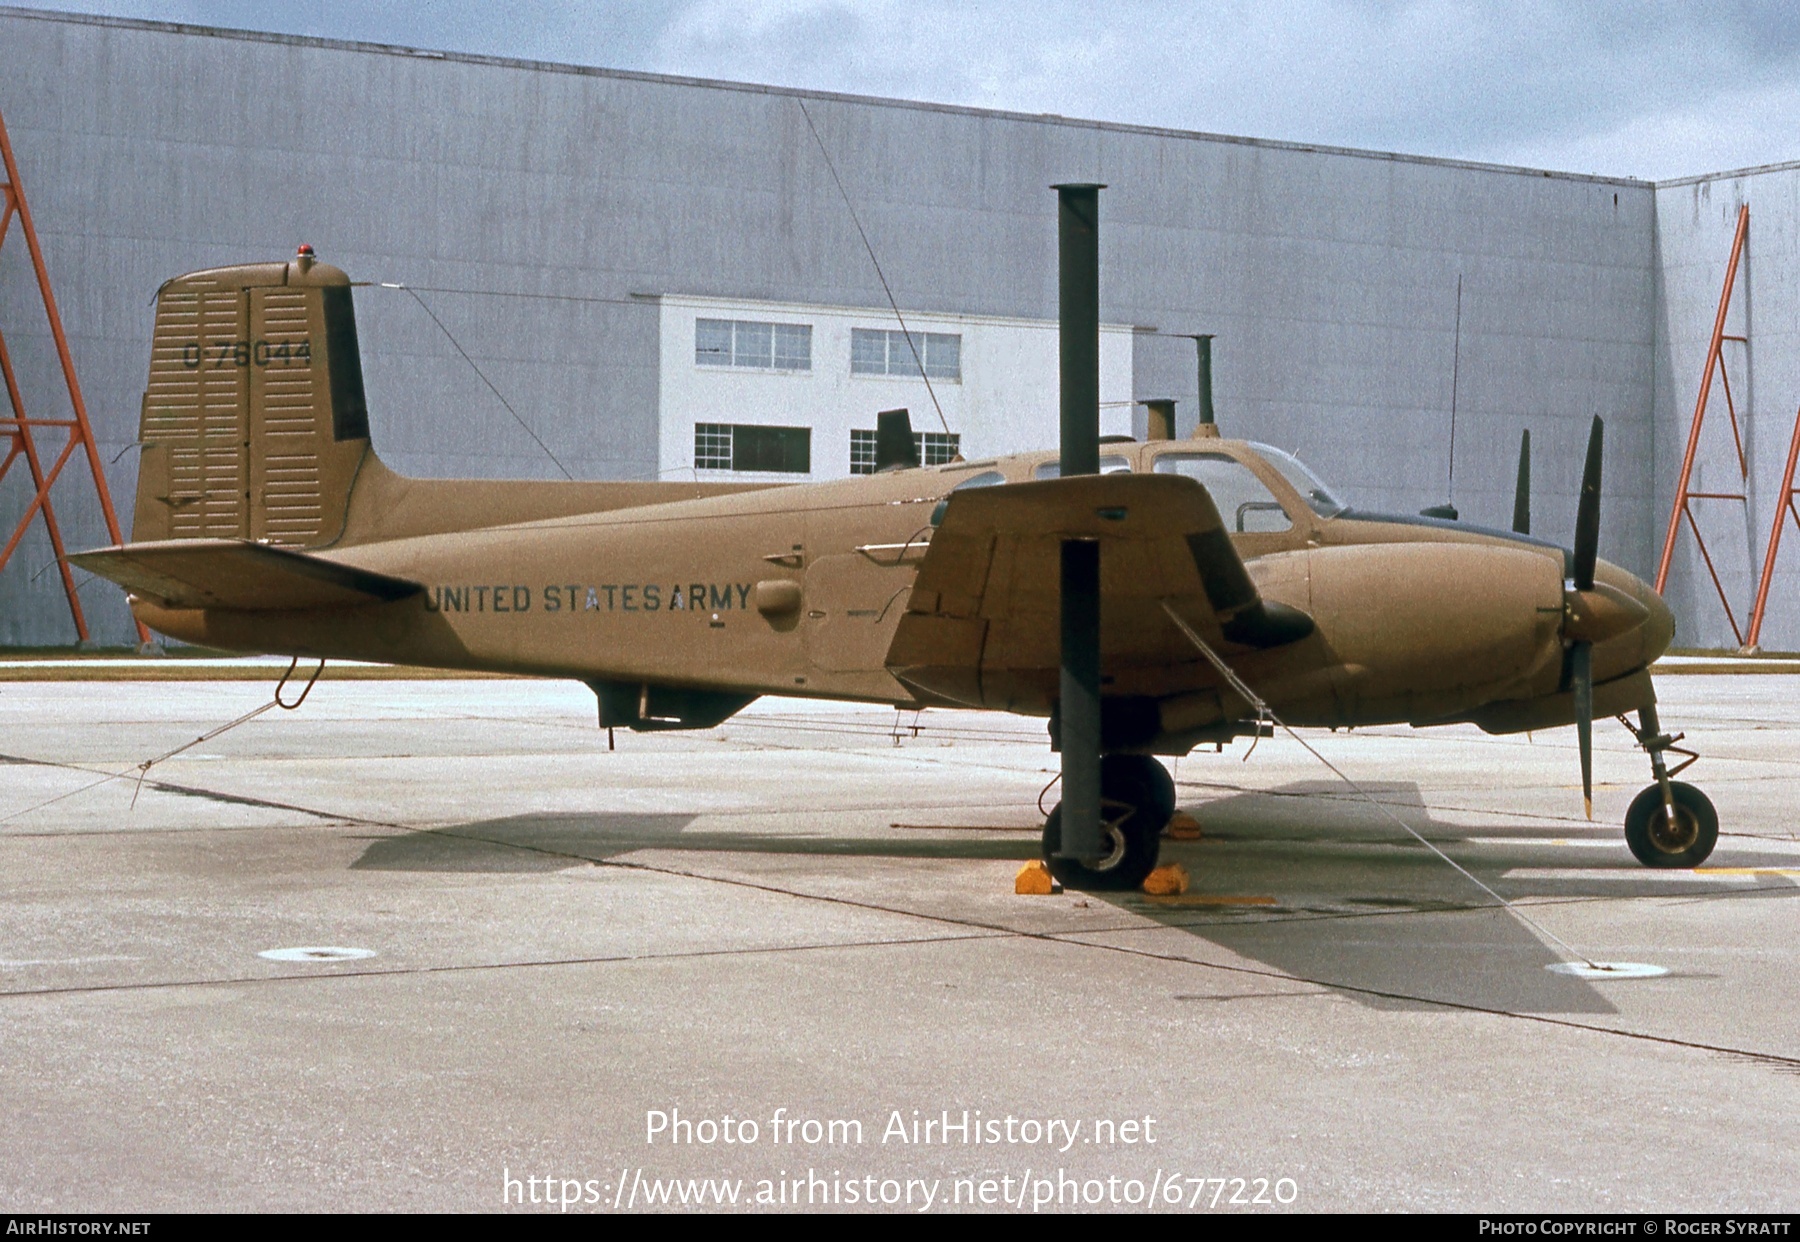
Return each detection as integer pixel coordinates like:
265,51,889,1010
2,7,1660,647
1654,165,1800,652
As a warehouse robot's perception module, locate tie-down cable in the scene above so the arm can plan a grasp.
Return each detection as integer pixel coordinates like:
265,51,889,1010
0,657,325,824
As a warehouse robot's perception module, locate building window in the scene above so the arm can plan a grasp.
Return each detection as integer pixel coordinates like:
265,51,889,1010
694,422,811,474
696,319,812,371
694,422,733,470
849,328,961,381
849,429,961,474
850,429,877,475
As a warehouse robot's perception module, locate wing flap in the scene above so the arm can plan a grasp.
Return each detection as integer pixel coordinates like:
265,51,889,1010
69,539,422,611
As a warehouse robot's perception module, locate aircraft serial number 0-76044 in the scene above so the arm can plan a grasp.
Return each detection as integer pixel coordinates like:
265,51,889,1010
72,245,1716,891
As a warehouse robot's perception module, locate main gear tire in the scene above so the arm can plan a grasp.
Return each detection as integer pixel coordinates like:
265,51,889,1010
1041,801,1162,892
1102,754,1176,829
1624,781,1718,869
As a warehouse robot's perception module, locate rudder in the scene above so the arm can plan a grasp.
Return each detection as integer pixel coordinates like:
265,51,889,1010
133,246,370,548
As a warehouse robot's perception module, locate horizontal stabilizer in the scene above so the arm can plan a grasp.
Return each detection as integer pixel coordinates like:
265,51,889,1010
69,539,422,611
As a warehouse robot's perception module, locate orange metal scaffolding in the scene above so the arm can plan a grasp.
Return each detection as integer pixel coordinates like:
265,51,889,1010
1745,407,1800,651
1653,203,1754,646
0,106,147,644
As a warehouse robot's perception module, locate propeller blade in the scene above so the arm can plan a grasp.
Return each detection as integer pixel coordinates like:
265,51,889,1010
1512,428,1530,535
1573,641,1593,820
1572,416,1603,591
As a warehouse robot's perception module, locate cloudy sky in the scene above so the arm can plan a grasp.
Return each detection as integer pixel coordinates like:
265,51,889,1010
20,1,1800,180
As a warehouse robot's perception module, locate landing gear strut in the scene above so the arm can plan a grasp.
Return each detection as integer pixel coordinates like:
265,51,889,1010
1042,754,1175,891
1620,703,1717,868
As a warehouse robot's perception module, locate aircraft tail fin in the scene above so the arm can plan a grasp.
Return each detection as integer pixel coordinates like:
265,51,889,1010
131,247,372,549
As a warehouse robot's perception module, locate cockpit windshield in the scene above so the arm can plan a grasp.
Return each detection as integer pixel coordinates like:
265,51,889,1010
1248,443,1347,519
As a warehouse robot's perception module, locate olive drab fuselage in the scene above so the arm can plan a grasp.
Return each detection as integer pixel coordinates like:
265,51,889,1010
130,431,1673,755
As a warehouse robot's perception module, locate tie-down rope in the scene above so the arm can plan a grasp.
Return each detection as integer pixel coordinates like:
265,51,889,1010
1,658,325,825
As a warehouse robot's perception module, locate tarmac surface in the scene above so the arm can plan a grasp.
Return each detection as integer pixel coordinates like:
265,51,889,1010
1,671,1796,1213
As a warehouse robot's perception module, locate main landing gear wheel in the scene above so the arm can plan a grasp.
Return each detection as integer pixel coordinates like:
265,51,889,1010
1103,754,1176,827
1624,781,1718,869
1041,755,1175,892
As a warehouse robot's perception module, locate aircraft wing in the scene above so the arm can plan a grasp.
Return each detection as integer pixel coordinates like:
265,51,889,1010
886,473,1312,707
69,539,422,611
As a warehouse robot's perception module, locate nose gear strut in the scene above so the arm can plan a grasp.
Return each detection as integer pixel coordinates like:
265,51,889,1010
1618,705,1716,868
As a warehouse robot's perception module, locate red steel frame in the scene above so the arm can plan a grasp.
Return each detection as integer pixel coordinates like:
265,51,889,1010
0,107,148,644
1745,406,1800,651
1653,203,1753,646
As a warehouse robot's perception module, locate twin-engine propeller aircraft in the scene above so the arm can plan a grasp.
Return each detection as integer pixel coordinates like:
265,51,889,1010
73,210,1717,891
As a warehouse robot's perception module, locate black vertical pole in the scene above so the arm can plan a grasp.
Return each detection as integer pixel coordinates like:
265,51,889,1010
1054,183,1103,861
1058,186,1101,478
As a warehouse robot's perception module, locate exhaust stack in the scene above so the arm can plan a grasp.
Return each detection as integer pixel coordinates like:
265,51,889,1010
1184,333,1218,438
1143,398,1176,442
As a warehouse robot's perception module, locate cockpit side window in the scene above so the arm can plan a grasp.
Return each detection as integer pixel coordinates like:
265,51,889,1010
1246,443,1347,518
1152,452,1293,533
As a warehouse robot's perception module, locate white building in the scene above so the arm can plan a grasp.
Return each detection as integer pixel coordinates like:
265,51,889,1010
655,296,1136,482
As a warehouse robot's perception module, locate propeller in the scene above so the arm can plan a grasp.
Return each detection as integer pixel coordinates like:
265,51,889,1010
1561,416,1653,820
1571,418,1602,595
1512,428,1530,535
1573,639,1593,819
1570,417,1602,819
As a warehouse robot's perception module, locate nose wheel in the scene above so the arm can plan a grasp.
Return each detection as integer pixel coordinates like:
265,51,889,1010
1624,781,1717,868
1620,705,1716,868
1042,754,1175,891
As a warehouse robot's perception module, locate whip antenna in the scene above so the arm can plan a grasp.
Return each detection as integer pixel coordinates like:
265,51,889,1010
379,283,575,481
1448,274,1463,505
796,98,950,436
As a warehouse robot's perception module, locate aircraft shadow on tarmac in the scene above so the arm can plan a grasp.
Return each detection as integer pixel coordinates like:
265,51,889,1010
1122,778,1678,1015
343,784,1663,1015
350,811,1039,874
341,781,1740,1014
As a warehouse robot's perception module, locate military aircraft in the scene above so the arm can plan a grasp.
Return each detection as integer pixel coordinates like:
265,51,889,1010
70,194,1716,892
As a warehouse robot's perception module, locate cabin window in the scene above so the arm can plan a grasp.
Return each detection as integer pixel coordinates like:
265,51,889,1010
1033,455,1132,479
850,328,961,381
1152,452,1293,533
693,422,811,474
695,318,812,371
929,469,1006,526
850,429,960,474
